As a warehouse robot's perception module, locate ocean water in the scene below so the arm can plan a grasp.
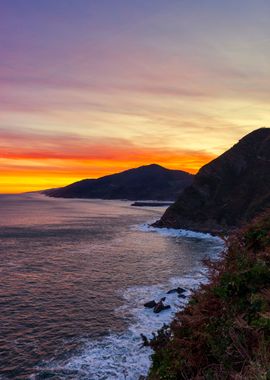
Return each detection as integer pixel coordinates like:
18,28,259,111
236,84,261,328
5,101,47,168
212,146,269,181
0,194,224,380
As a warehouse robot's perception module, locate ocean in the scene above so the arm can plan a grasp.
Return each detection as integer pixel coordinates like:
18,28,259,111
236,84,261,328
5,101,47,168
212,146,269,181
0,194,224,379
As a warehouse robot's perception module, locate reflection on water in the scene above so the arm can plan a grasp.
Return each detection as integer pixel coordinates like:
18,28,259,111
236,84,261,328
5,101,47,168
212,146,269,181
0,194,223,379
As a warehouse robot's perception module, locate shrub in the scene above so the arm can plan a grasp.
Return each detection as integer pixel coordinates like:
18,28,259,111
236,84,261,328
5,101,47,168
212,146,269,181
148,210,270,380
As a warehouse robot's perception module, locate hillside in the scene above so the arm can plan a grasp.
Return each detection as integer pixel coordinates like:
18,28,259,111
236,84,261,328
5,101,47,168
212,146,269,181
154,128,270,233
44,164,193,201
148,209,270,379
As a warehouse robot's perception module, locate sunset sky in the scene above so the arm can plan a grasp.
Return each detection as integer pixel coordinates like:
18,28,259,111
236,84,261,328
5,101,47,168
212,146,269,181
1,0,270,193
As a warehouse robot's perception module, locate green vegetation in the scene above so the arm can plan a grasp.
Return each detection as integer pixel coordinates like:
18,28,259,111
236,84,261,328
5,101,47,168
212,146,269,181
148,211,270,380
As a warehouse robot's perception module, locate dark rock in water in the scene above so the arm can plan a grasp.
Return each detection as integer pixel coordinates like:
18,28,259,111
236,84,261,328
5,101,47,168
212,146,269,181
153,302,163,313
43,164,193,201
140,334,149,347
167,287,186,295
178,293,187,299
153,301,163,313
153,301,171,313
163,305,171,311
154,128,270,233
139,376,146,380
144,297,166,310
167,288,177,294
144,300,156,308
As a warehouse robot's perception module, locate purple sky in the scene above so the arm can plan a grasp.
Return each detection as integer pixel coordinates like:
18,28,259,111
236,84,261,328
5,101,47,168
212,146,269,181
0,0,270,192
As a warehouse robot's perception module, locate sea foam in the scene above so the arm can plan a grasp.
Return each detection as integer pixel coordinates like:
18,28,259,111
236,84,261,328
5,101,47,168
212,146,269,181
137,223,223,242
36,226,224,379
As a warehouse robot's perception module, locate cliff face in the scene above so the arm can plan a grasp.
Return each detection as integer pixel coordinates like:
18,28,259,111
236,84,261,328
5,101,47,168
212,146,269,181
155,128,270,233
44,164,193,201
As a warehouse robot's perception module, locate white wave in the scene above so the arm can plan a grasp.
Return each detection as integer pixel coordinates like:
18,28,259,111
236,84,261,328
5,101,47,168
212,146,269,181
136,223,224,243
37,227,224,379
41,270,214,380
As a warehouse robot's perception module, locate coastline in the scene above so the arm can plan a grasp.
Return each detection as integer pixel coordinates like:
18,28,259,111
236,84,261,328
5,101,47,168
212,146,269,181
32,199,225,379
37,223,225,380
139,223,225,242
147,211,270,379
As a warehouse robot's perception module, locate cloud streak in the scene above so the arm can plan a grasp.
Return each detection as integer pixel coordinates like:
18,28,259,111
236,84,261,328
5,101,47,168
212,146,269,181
0,0,270,192
0,128,215,192
0,129,214,167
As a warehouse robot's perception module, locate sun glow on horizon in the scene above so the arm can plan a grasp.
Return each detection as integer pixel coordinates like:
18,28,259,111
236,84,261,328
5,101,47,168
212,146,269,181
1,1,270,193
0,150,216,193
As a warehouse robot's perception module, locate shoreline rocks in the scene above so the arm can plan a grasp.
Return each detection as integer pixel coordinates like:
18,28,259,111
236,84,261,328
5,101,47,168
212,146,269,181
166,287,186,295
144,293,183,314
143,288,187,315
153,301,171,313
143,300,157,308
143,288,188,314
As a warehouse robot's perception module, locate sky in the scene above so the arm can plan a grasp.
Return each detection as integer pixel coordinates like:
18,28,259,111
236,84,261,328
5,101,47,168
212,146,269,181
1,0,270,193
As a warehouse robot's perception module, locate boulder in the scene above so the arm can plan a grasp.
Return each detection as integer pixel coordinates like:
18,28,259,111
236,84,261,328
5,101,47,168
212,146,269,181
167,287,186,295
153,301,171,313
140,334,149,347
144,300,156,308
178,293,187,299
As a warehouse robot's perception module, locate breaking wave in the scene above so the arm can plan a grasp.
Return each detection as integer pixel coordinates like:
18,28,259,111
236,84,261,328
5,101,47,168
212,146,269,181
36,227,224,380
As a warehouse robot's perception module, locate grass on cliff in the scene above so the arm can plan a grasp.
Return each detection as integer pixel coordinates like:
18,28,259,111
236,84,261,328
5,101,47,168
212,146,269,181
148,210,270,380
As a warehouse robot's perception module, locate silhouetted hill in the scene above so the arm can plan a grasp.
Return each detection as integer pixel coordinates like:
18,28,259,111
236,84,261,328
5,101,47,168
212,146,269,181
154,128,270,233
44,164,193,201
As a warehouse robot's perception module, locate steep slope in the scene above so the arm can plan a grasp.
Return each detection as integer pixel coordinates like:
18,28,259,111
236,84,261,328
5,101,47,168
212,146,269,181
44,164,193,201
148,210,270,379
154,128,270,233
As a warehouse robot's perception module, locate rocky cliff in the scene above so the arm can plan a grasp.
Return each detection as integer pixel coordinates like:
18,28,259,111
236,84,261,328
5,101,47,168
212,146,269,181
154,128,270,233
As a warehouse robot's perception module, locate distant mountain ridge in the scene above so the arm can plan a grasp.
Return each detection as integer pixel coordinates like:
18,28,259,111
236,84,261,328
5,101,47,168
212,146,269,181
154,128,270,233
44,164,193,201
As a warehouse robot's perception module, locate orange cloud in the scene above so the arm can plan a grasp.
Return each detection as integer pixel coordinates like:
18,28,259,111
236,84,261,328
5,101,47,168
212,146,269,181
0,130,215,193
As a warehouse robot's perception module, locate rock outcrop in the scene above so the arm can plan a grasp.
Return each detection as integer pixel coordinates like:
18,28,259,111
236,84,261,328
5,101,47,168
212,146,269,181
154,128,270,233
